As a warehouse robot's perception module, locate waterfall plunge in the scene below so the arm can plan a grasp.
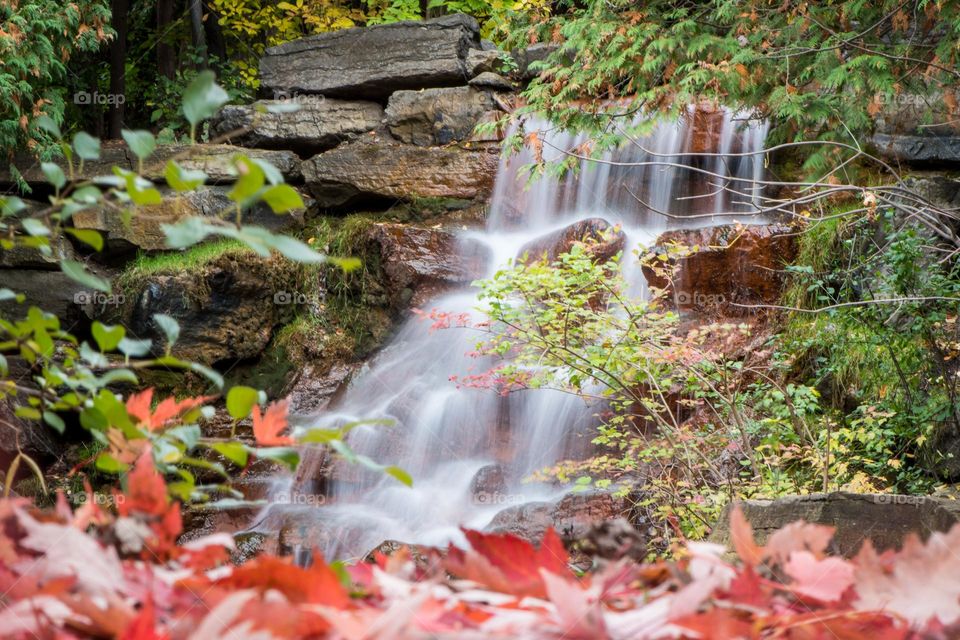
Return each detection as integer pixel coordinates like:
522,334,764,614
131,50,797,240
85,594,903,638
252,108,770,560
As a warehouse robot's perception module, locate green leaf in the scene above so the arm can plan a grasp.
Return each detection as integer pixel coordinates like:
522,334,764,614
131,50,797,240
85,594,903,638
385,466,413,487
211,441,249,467
41,163,66,189
122,130,156,161
0,196,26,217
118,337,152,357
226,386,259,420
73,132,101,160
266,233,326,264
261,184,304,214
42,411,65,434
95,453,128,474
189,362,224,389
92,321,126,351
227,156,265,203
161,216,214,249
183,70,230,127
153,313,180,346
249,446,299,471
20,218,49,237
123,174,163,205
164,160,207,191
34,115,61,139
61,260,110,293
65,228,104,251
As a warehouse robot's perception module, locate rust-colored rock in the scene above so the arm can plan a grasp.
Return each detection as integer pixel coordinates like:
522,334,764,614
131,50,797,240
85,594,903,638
366,223,491,294
518,217,625,265
642,224,796,314
685,102,726,155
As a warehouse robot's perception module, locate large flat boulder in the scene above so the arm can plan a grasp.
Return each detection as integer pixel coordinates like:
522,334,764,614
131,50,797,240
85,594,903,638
0,270,91,323
0,144,301,187
71,186,307,258
304,139,499,207
211,99,384,154
872,132,960,165
260,14,480,99
385,86,495,146
642,223,796,314
710,493,960,557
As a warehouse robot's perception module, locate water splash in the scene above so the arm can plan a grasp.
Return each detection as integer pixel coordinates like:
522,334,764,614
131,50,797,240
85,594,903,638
251,108,769,560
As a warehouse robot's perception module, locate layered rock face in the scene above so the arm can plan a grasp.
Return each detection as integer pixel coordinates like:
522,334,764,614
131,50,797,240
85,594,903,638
303,140,500,206
260,15,481,99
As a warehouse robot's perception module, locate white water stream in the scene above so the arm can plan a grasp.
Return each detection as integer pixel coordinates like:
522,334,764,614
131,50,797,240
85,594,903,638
252,108,769,560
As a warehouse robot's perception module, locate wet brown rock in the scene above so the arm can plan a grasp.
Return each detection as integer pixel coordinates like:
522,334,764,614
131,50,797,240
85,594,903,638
366,223,491,293
552,491,631,540
486,490,633,544
642,223,796,314
710,492,960,557
686,103,727,155
469,464,506,500
303,139,500,207
286,363,359,414
116,253,300,364
518,217,626,265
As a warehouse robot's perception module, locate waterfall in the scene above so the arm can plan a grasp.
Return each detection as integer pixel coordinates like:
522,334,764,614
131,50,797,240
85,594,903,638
251,108,769,560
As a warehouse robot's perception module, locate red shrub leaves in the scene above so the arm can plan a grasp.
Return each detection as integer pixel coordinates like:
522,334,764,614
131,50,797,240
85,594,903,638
2,469,960,639
445,527,571,597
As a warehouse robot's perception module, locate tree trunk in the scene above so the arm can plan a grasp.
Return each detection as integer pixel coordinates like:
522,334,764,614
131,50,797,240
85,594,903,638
156,0,176,80
188,0,208,68
203,2,227,66
107,0,128,138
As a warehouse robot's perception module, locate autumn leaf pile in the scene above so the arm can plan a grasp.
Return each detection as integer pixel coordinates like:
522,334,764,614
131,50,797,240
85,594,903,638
0,452,958,639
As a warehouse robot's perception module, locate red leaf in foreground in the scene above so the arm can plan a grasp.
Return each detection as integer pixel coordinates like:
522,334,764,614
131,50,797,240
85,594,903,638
213,553,349,608
252,399,294,446
444,528,570,598
118,450,169,518
854,527,960,628
672,607,754,639
729,504,763,568
120,600,168,640
783,550,854,604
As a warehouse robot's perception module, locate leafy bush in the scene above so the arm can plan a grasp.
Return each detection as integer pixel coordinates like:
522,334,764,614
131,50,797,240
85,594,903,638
0,0,111,155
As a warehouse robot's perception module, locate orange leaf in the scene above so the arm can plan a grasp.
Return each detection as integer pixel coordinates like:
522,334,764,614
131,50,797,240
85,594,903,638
215,553,348,608
729,504,763,567
118,450,168,518
252,399,294,446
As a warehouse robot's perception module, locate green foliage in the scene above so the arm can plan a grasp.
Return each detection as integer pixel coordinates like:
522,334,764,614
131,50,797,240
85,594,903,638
772,208,960,494
0,74,405,502
0,0,112,154
506,0,960,172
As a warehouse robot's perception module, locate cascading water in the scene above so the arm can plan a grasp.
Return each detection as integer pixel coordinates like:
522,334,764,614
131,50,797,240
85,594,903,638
250,107,769,560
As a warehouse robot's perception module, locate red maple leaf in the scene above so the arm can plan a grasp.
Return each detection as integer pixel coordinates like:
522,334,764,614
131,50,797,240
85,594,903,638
214,553,348,608
125,388,212,432
445,528,571,598
252,399,294,445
